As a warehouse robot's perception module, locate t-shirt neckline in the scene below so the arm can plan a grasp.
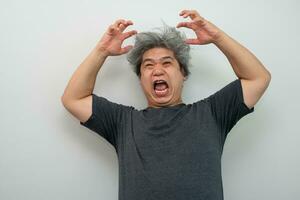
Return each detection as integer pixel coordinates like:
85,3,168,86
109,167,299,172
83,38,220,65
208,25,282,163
143,103,186,111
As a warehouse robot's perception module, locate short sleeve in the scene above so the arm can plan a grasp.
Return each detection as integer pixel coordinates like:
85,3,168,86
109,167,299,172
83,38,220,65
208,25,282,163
80,93,128,148
205,79,254,139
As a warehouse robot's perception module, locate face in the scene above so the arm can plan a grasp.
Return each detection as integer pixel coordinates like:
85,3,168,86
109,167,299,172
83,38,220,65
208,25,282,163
140,47,186,108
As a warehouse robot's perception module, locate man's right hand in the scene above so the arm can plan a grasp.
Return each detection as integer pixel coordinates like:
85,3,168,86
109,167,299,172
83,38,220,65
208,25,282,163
96,19,137,57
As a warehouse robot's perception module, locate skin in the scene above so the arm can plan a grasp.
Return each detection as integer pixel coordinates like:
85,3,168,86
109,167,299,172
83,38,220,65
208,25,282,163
140,48,187,108
176,10,271,109
62,10,271,123
139,9,270,109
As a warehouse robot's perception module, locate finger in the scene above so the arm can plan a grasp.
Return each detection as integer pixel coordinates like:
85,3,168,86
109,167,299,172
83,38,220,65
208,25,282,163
114,19,127,27
125,20,133,25
119,20,134,32
179,10,203,21
120,45,133,54
107,23,121,34
176,22,194,29
116,19,133,28
121,30,138,40
119,24,126,32
183,11,194,18
179,10,194,18
107,20,134,35
111,19,127,32
185,38,200,45
108,25,116,34
179,10,189,16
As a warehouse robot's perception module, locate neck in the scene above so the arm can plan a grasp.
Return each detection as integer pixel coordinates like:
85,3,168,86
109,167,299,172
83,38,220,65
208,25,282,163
147,99,184,109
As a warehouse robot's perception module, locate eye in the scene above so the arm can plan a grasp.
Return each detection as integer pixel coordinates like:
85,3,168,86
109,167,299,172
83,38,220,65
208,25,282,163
163,61,171,66
144,63,154,69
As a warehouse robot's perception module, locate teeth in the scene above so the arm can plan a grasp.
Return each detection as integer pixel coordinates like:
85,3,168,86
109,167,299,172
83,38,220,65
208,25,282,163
153,80,165,88
153,80,168,90
154,80,166,84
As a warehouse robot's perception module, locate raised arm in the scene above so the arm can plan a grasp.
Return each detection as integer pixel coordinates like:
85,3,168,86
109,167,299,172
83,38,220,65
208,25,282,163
177,10,271,109
61,19,137,122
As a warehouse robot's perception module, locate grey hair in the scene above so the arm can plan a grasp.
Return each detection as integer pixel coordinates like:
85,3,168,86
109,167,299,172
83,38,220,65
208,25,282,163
127,24,191,78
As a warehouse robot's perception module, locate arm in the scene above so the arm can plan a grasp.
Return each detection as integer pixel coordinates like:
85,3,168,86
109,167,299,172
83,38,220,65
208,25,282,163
61,47,107,103
213,32,271,109
61,19,137,122
177,10,271,109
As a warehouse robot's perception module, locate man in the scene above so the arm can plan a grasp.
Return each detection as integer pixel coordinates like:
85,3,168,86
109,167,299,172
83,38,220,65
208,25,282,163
61,10,271,200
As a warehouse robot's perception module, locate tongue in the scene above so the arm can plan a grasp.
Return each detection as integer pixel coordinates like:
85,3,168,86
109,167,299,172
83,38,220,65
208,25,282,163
154,83,168,97
155,83,167,91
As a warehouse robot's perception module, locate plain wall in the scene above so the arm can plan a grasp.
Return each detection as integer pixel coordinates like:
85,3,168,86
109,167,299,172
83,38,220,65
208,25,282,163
1,0,299,199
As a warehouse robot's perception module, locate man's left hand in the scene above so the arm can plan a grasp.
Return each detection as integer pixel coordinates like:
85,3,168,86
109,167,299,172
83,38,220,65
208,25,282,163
176,10,224,45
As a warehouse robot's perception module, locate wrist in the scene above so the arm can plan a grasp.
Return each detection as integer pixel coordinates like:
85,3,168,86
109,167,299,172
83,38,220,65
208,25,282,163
212,31,228,46
93,45,110,58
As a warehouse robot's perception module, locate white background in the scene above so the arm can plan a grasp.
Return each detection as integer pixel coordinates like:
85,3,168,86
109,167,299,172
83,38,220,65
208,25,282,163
1,0,299,199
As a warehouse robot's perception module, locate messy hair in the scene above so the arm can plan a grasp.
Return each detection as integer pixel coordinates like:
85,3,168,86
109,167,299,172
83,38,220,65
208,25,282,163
127,24,191,78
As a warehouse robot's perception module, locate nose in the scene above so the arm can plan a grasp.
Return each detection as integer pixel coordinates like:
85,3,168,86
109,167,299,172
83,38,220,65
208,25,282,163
152,64,165,76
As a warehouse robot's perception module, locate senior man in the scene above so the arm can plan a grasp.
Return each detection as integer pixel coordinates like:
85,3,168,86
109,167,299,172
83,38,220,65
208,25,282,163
61,9,271,200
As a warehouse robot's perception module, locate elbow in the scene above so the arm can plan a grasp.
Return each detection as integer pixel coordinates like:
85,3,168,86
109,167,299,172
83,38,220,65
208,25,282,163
260,70,271,88
265,70,272,84
61,95,69,107
61,96,66,107
253,69,271,88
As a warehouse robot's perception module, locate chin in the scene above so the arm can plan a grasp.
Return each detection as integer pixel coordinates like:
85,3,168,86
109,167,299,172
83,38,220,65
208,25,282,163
149,95,174,107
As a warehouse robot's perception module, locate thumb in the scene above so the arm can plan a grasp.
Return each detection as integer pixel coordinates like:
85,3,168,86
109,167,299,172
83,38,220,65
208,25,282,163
185,38,200,45
120,45,133,54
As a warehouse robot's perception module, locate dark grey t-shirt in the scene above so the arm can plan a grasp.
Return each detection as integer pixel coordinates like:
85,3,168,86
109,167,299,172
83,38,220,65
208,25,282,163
80,78,254,200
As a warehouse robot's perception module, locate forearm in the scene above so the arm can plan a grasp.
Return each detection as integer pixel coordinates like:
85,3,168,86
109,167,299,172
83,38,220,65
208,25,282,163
213,31,271,81
61,45,108,102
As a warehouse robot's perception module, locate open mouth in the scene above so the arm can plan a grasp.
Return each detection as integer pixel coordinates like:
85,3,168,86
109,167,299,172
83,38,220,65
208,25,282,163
153,80,169,97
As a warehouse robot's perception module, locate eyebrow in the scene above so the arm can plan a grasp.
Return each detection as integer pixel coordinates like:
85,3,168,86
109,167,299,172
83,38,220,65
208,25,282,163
142,56,174,64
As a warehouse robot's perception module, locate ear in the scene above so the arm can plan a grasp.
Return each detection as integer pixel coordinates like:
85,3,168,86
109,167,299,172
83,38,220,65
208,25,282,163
180,67,186,78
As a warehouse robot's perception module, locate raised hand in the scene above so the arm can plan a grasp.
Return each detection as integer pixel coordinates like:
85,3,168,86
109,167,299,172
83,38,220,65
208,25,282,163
176,10,224,45
96,19,137,56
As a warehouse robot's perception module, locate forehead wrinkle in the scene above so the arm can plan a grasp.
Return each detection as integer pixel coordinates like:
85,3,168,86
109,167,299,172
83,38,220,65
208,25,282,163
142,56,174,64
